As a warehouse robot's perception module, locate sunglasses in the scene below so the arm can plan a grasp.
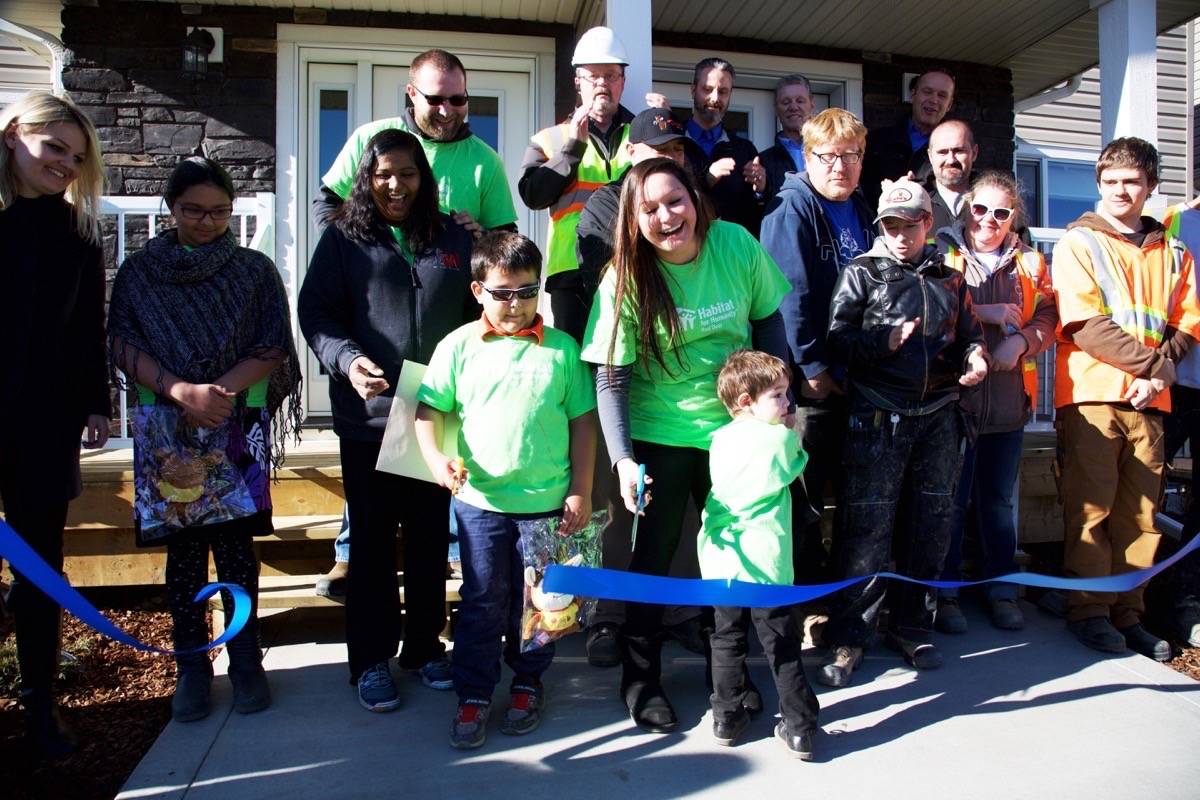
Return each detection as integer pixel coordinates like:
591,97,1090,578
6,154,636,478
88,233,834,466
412,86,469,107
480,283,540,302
970,203,1014,223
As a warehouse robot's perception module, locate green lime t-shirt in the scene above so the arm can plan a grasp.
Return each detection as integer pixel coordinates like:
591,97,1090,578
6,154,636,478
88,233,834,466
579,220,791,450
417,321,596,514
321,117,518,230
697,417,807,585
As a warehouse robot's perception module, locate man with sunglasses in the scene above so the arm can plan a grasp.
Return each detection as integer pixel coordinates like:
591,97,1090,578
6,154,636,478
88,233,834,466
861,68,955,206
316,48,518,237
519,26,637,338
761,108,875,596
311,48,517,621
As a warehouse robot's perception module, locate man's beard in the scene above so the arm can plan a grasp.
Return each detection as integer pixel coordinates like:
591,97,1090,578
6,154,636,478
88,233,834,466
415,108,464,141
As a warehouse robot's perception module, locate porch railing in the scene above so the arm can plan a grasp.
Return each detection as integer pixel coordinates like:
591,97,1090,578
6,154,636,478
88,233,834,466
101,193,276,447
1025,226,1065,432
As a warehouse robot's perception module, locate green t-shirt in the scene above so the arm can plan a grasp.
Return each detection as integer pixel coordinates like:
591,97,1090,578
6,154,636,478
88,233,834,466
136,378,267,408
579,220,791,450
697,417,807,585
321,117,518,230
417,321,596,514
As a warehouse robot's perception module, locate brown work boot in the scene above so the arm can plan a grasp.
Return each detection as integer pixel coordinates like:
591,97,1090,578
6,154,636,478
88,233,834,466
315,562,349,598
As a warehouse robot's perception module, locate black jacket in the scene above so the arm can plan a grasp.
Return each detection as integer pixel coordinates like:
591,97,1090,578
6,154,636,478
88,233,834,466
1,195,111,499
861,115,934,207
828,239,985,414
759,140,801,210
297,216,474,440
685,127,763,237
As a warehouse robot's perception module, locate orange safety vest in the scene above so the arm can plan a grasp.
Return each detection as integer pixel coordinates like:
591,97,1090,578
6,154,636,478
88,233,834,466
943,243,1047,405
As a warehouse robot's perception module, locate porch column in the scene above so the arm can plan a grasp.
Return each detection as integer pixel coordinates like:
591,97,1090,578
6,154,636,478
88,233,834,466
1096,0,1158,146
605,0,653,111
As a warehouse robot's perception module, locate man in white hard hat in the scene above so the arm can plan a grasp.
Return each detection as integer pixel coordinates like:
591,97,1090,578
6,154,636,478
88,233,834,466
518,26,639,336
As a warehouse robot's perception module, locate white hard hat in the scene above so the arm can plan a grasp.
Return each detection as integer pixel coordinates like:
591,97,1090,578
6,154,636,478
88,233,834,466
571,26,629,66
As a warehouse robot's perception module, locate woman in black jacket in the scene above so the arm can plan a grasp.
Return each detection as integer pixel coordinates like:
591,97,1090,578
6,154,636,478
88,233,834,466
298,128,474,711
0,91,111,758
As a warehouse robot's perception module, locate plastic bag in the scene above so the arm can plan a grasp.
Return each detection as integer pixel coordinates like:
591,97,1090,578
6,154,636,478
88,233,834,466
131,405,271,544
517,510,606,652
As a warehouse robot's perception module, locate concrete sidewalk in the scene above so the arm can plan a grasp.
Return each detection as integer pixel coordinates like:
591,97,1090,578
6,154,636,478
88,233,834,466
118,601,1200,800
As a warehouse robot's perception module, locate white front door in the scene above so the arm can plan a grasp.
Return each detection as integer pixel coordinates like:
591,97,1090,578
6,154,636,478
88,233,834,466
291,40,546,414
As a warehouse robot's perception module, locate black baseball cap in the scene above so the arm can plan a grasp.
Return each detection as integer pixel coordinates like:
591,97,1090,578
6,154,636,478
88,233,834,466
629,108,685,146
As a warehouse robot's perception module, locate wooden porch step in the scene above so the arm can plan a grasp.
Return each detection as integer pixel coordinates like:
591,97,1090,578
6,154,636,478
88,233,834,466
59,514,347,587
208,573,464,610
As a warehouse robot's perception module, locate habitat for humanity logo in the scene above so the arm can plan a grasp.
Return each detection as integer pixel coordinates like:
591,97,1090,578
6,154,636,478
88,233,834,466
677,300,736,332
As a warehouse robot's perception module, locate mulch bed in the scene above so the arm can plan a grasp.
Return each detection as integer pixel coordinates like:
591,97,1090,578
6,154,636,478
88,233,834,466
0,593,211,800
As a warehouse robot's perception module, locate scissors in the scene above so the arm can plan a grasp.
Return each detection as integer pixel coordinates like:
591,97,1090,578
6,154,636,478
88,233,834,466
630,463,646,552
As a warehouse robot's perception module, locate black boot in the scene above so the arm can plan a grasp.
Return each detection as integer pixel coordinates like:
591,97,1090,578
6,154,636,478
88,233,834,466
21,692,78,760
14,600,76,759
225,625,270,715
172,655,214,722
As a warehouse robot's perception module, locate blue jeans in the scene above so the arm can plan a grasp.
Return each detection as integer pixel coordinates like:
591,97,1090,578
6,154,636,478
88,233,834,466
451,499,556,701
334,505,350,563
335,504,460,564
941,428,1023,601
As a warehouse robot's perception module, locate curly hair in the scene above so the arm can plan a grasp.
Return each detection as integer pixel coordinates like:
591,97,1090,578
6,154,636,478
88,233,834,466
334,128,441,251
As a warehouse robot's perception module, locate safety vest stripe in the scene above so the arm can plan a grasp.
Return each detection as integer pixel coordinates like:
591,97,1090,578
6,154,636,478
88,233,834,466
1071,228,1168,342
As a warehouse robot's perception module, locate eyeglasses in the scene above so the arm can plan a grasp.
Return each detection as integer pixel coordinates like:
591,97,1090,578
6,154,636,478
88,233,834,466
480,283,540,302
970,203,1014,223
177,204,233,221
577,71,625,86
411,86,469,107
811,151,862,165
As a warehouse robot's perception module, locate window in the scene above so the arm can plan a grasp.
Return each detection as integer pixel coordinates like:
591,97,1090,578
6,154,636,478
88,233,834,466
317,88,350,178
1047,161,1098,227
1014,147,1099,231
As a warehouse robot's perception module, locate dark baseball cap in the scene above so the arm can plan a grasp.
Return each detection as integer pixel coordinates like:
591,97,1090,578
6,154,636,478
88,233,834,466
629,108,685,146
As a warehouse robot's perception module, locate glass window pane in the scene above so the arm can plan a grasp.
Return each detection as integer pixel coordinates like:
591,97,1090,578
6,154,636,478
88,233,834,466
468,96,500,152
318,89,349,178
1016,159,1041,228
1047,160,1098,228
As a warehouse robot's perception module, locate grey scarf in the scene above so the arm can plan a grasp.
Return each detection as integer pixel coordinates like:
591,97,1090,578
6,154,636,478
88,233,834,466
107,228,302,466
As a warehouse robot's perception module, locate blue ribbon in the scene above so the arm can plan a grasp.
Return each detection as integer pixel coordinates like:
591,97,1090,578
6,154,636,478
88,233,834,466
0,519,251,655
544,530,1200,608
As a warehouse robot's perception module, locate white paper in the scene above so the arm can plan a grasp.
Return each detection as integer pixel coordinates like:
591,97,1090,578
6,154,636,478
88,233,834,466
375,361,459,482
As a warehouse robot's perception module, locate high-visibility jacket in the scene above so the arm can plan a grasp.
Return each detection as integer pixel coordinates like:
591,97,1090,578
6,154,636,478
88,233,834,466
1052,223,1194,411
944,243,1047,405
530,122,632,278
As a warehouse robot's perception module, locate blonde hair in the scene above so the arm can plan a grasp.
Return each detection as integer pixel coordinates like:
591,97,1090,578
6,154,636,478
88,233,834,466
1,91,104,242
802,108,867,157
965,170,1025,230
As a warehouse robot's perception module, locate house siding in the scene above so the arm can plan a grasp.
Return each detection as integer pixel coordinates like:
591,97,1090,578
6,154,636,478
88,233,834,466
0,0,64,99
1015,23,1195,204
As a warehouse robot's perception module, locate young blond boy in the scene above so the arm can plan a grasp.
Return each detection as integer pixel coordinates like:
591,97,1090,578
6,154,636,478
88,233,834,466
415,231,597,749
698,350,819,759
